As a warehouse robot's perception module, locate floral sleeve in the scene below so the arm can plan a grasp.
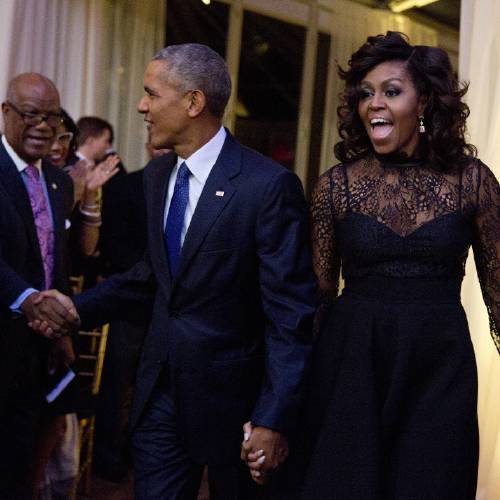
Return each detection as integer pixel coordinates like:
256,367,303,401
310,166,345,334
472,160,500,354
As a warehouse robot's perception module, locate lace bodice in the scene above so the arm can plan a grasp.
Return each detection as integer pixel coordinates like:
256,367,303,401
311,154,500,353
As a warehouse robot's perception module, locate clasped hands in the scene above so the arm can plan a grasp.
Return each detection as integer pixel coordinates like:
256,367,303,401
22,290,79,339
240,421,289,485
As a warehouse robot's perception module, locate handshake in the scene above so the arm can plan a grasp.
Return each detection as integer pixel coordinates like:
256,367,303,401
21,290,79,339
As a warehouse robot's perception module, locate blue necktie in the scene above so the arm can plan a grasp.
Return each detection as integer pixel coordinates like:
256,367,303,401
165,162,190,274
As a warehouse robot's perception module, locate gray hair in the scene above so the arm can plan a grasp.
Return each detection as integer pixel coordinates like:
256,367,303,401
153,44,231,119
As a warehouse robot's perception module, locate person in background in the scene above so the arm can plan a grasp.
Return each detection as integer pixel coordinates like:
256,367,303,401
66,116,121,286
251,31,499,500
49,110,119,259
73,116,116,169
47,109,78,168
73,115,126,190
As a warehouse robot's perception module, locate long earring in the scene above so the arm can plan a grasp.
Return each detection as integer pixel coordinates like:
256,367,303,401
418,115,426,134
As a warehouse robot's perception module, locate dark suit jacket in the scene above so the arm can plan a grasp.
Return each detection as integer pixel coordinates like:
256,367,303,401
75,132,316,464
99,168,147,276
0,140,73,409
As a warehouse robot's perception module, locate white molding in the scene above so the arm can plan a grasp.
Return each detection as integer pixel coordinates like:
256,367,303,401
294,1,319,182
224,0,244,132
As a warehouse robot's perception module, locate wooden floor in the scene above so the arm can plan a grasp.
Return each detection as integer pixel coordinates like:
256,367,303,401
82,473,133,500
81,468,209,499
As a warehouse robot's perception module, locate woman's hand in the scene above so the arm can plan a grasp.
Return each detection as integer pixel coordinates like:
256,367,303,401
86,154,120,192
68,159,91,205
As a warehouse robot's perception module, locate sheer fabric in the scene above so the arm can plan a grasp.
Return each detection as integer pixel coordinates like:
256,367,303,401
311,154,500,353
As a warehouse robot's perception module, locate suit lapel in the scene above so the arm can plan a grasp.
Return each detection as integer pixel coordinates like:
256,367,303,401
149,154,176,288
44,164,64,235
0,142,42,264
173,134,241,283
43,163,65,283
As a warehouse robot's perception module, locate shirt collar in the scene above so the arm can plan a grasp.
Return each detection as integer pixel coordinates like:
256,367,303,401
1,135,42,173
177,126,227,184
76,150,90,163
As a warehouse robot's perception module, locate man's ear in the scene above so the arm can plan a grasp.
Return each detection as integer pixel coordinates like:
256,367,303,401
186,90,206,118
2,101,12,119
84,136,94,150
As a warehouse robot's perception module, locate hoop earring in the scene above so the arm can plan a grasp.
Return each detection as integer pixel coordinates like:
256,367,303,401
418,116,426,134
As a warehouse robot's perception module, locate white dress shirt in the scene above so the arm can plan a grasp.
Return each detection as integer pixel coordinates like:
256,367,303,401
2,134,43,176
164,126,227,246
76,150,95,165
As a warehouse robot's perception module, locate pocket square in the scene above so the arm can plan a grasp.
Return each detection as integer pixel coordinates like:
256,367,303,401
65,219,71,230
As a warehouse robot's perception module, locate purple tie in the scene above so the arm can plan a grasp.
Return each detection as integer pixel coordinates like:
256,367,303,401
24,165,55,289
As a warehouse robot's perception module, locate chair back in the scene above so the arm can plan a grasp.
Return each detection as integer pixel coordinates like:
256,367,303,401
77,324,110,398
70,323,110,499
69,274,84,295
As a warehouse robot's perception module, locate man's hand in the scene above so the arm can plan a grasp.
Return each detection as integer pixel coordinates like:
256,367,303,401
241,421,289,485
23,290,80,338
48,335,76,373
53,335,76,365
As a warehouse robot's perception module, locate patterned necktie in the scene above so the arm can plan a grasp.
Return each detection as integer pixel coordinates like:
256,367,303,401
165,162,190,274
24,165,55,289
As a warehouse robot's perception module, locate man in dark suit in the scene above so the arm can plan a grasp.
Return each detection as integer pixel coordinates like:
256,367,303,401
36,44,316,499
0,73,78,499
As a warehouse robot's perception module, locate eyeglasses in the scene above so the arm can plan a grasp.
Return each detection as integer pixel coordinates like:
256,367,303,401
6,100,63,128
54,132,74,145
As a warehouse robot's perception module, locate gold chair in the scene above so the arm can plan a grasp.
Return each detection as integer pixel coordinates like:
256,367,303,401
69,275,84,295
69,323,110,499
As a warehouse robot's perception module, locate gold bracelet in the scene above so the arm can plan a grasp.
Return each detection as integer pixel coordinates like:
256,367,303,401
82,220,102,227
79,207,101,218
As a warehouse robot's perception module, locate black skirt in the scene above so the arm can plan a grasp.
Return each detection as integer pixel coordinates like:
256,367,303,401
280,277,479,500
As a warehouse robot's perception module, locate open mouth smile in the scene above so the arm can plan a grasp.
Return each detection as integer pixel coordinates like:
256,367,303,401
369,117,394,140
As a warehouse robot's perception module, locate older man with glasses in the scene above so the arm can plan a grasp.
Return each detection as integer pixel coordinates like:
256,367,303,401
0,73,80,499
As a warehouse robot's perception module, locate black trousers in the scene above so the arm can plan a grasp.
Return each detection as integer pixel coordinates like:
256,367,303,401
0,394,42,499
94,319,145,469
132,377,262,500
0,320,47,499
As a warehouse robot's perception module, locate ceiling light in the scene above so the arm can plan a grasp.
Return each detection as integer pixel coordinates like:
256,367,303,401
388,0,439,13
201,0,211,5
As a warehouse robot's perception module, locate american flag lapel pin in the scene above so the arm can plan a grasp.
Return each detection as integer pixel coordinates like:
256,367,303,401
215,190,224,197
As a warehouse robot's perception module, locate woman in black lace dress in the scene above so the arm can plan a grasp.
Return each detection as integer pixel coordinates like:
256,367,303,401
253,32,499,499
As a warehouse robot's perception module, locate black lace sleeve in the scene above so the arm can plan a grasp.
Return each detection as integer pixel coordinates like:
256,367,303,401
310,166,346,333
471,160,500,354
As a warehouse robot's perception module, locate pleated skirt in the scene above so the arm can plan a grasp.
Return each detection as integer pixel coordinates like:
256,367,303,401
293,277,479,500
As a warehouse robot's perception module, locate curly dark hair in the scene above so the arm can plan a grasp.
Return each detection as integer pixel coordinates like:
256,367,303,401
60,108,78,154
334,31,476,170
